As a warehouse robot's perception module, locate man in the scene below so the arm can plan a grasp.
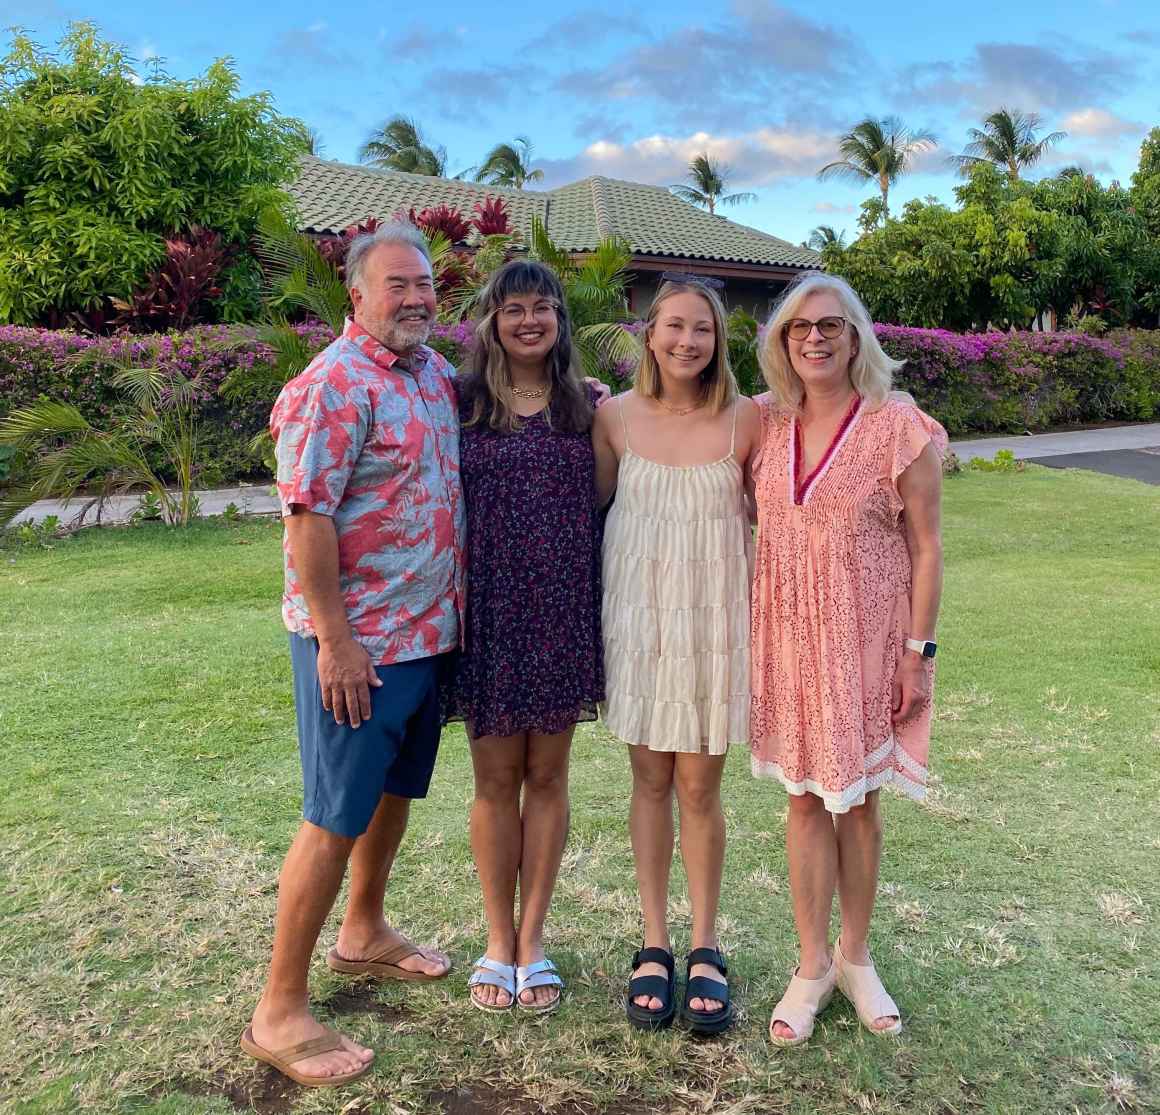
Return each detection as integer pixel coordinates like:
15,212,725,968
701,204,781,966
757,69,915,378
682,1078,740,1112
242,223,464,1087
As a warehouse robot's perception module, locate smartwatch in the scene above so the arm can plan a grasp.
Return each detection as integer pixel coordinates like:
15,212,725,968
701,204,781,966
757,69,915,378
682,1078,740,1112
905,638,937,658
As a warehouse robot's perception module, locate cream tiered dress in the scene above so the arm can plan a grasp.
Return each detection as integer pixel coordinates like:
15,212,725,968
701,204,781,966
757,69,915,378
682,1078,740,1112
601,399,753,754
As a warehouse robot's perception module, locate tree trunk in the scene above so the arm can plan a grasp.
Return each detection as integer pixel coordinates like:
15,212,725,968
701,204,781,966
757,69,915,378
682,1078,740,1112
880,176,890,221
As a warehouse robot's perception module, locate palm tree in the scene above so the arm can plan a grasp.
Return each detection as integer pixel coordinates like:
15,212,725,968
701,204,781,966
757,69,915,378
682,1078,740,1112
474,136,544,189
359,115,447,176
807,225,847,250
950,109,1066,180
817,117,937,220
669,154,757,215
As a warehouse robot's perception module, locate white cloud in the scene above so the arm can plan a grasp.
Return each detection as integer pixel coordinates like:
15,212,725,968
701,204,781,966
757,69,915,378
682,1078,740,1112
1061,107,1142,138
813,201,856,214
539,127,834,189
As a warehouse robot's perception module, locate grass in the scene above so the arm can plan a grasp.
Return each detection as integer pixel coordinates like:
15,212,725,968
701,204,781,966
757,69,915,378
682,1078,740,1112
1,465,1157,1115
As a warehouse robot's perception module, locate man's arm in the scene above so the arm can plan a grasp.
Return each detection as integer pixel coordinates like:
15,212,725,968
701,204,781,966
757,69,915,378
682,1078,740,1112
284,508,382,729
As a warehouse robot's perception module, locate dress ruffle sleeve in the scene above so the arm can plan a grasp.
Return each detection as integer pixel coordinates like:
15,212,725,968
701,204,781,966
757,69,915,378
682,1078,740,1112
888,404,948,518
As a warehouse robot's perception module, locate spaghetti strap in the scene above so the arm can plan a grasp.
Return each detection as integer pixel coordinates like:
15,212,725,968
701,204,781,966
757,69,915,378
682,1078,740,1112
728,399,738,455
618,397,632,452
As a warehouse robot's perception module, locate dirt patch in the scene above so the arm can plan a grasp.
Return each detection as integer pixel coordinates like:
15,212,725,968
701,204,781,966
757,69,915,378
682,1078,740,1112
321,982,411,1020
159,1068,298,1114
428,1086,647,1115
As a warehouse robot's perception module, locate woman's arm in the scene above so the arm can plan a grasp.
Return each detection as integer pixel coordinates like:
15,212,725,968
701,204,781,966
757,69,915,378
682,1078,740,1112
591,400,621,508
893,441,943,723
735,396,762,524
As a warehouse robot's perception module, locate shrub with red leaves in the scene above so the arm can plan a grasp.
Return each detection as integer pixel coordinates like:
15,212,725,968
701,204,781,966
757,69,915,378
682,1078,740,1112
471,196,511,235
111,228,227,332
316,217,382,280
408,204,472,243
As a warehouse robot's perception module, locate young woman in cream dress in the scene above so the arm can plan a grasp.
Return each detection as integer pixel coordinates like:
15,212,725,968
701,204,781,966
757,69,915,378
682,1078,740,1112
592,280,761,1034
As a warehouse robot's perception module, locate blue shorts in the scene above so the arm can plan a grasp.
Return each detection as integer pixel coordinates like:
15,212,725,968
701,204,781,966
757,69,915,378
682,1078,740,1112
290,635,445,838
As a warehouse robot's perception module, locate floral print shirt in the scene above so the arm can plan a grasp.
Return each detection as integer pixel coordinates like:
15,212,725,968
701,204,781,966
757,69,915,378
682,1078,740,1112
270,318,465,665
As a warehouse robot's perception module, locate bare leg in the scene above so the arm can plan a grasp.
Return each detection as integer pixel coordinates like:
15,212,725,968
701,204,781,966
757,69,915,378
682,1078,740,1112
628,746,676,1010
250,822,372,1078
516,727,574,1006
835,790,896,1029
468,733,526,1007
673,752,727,1013
772,791,838,1041
335,793,448,977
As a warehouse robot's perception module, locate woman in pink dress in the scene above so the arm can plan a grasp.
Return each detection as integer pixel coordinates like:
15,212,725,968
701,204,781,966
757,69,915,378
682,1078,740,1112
750,273,946,1047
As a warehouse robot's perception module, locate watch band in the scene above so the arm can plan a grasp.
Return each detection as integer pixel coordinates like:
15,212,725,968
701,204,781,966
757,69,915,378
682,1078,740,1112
905,638,937,658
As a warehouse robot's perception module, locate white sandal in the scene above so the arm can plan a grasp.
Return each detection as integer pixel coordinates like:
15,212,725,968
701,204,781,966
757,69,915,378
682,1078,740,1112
515,958,563,1014
835,939,902,1036
768,956,837,1047
468,956,516,1013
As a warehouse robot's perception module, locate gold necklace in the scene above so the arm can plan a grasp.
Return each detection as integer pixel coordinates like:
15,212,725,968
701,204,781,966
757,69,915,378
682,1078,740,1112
510,382,548,399
655,395,705,417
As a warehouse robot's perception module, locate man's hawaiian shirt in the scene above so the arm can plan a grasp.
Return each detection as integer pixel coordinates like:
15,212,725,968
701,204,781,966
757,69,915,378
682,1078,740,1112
270,318,465,664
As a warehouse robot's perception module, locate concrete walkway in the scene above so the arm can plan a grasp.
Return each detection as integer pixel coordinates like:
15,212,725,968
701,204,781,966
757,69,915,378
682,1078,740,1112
10,422,1160,527
950,423,1160,460
11,484,279,528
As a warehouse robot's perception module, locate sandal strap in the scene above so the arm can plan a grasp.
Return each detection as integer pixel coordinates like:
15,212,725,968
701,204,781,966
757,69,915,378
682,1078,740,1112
468,955,515,992
838,958,899,1021
627,973,670,1000
685,975,728,1001
516,959,562,991
686,947,727,976
632,946,674,972
277,1029,343,1065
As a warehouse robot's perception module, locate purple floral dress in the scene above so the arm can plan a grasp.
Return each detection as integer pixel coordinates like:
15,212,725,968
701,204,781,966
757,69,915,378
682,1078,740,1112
445,392,604,737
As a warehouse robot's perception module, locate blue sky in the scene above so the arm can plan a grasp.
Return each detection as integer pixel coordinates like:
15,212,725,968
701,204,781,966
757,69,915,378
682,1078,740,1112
6,0,1160,245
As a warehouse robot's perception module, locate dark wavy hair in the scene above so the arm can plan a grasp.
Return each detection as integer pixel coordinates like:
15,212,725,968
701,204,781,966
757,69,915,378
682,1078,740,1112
459,260,593,433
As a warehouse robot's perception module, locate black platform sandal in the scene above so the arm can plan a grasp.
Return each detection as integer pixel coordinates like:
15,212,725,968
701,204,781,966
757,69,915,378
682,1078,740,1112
682,947,734,1035
625,946,677,1031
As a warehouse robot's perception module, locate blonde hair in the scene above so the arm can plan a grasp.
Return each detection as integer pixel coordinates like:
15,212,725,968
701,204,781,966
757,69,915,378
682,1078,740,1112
760,272,902,412
635,281,736,413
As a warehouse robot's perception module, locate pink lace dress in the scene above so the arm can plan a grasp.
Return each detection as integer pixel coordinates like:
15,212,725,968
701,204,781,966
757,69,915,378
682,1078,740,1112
750,396,947,813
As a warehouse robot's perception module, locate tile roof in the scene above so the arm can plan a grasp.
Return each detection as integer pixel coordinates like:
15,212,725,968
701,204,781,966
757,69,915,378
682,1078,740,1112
290,156,820,271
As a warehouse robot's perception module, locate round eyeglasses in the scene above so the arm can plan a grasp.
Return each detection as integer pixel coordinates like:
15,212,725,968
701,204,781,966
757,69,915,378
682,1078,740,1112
783,316,847,341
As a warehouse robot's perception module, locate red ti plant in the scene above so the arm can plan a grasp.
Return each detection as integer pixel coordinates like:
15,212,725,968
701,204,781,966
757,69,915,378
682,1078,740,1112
111,227,227,331
317,216,382,280
408,204,472,243
471,196,511,235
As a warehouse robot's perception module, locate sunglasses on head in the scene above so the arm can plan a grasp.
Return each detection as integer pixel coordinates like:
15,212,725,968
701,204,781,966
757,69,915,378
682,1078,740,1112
783,316,847,341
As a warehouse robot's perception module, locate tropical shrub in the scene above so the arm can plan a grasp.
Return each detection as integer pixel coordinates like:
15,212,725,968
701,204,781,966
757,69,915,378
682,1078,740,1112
0,23,306,329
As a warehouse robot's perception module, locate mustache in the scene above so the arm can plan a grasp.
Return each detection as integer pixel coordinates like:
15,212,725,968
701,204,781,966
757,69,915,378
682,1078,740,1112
393,307,431,323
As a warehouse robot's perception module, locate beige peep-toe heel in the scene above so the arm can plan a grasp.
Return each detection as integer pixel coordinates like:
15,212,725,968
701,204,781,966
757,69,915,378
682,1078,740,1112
835,939,903,1036
768,955,838,1047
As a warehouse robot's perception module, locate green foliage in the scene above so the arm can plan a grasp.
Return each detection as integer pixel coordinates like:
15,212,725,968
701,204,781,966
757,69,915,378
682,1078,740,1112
526,217,639,378
831,162,1160,329
0,341,216,525
0,513,66,550
968,449,1024,472
725,307,763,396
0,23,305,326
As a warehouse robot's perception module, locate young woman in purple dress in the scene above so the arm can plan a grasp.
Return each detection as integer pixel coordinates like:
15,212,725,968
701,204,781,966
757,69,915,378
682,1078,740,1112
447,260,605,1014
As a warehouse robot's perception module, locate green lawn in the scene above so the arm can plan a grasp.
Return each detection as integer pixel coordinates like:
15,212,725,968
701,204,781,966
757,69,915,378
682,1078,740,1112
1,466,1157,1115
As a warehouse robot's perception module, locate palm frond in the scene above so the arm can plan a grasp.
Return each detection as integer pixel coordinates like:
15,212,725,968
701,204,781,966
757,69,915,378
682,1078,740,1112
0,401,92,444
527,216,575,277
574,322,641,376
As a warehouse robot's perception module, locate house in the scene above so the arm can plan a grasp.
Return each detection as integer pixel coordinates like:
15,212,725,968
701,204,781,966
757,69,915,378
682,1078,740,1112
289,156,821,316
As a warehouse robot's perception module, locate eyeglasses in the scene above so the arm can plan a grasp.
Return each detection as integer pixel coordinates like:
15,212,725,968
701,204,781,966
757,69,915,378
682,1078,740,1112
783,316,847,340
499,301,557,323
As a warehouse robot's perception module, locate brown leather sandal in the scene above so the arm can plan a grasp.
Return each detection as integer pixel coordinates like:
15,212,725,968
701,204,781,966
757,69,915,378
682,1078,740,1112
326,935,450,982
240,1025,372,1087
